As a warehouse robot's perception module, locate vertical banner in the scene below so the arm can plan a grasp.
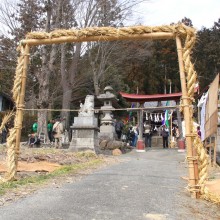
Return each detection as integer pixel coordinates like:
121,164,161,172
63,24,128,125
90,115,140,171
205,74,219,138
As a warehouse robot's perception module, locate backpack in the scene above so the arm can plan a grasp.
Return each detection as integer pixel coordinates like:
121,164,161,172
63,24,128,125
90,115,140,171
144,124,151,134
52,122,60,135
162,128,169,137
32,122,38,132
52,129,57,135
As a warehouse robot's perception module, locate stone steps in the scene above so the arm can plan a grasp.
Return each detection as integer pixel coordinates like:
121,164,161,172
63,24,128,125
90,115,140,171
150,136,163,148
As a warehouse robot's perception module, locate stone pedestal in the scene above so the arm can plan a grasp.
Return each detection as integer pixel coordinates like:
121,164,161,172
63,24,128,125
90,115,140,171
99,124,116,140
69,116,99,152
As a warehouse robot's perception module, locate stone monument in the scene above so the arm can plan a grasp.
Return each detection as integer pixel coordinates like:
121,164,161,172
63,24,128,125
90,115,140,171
97,86,117,140
69,95,99,151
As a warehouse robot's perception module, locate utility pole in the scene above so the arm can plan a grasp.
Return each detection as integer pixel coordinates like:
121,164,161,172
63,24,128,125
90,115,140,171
164,65,167,94
169,79,172,94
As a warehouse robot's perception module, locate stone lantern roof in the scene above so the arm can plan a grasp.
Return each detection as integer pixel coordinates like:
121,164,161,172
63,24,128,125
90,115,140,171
104,86,113,92
97,86,116,101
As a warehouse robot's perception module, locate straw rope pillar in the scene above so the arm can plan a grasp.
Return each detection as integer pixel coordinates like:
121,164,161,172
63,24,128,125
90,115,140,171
176,36,197,198
6,44,30,180
15,44,30,163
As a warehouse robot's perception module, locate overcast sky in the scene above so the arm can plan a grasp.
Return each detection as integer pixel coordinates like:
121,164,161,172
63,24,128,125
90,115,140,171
132,0,220,30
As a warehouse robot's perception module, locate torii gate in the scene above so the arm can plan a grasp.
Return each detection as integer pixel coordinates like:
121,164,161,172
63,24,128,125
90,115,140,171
0,24,215,202
120,92,182,151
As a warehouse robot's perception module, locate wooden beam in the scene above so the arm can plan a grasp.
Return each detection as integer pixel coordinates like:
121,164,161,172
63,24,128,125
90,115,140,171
127,106,177,112
205,143,215,148
22,32,175,46
214,134,217,165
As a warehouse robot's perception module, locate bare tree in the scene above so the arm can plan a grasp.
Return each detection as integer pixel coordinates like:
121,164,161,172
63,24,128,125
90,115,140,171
37,0,63,138
85,0,149,95
0,0,150,134
60,0,149,125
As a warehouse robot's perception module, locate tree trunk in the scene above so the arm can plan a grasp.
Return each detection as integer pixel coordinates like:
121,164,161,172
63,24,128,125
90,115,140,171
60,43,71,128
61,43,82,129
37,0,62,141
37,47,50,138
93,72,100,96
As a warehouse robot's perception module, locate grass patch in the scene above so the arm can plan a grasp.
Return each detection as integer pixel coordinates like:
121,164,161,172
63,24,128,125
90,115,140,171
0,158,103,196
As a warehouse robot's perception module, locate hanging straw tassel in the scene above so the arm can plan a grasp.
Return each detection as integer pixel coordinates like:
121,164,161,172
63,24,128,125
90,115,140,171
146,113,148,120
161,113,164,121
157,114,160,122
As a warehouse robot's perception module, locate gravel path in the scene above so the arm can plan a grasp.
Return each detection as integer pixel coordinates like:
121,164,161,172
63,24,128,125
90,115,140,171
0,148,219,220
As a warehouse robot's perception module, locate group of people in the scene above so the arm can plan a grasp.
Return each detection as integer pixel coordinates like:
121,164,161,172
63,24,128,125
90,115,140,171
115,118,181,149
144,122,181,148
143,121,170,148
115,119,139,147
29,117,65,149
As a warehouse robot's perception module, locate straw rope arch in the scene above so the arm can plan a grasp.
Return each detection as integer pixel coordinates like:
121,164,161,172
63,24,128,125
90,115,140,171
0,23,219,204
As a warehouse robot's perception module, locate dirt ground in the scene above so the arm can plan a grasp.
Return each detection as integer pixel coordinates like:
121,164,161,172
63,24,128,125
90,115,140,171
205,165,220,196
0,143,121,206
0,143,121,176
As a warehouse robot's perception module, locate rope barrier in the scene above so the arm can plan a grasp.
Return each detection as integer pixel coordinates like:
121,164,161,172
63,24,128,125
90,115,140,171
21,106,179,112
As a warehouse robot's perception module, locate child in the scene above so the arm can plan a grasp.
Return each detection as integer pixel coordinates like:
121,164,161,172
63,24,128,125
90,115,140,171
197,126,201,138
28,133,40,148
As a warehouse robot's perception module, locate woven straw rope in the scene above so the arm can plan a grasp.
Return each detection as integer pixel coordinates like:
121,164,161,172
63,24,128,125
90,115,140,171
181,27,220,204
0,24,219,204
0,46,25,182
25,25,182,39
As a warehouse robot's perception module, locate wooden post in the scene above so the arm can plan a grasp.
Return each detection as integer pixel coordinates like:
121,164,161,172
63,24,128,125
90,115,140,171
209,137,212,166
193,148,200,198
139,107,143,141
170,113,173,148
214,133,217,166
176,36,197,198
176,103,183,139
15,44,30,166
136,105,145,152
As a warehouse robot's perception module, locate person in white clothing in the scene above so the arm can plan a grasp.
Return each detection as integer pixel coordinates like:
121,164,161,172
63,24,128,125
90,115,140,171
131,124,139,147
53,118,64,148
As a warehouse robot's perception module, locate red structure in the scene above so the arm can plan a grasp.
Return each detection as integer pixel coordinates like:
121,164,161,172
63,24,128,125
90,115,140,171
120,91,182,152
120,92,182,103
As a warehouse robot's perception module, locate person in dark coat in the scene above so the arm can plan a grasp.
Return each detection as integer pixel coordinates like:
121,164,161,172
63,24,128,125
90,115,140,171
161,125,169,148
28,133,40,148
47,120,54,143
1,124,9,144
115,119,124,140
197,126,201,138
127,126,134,146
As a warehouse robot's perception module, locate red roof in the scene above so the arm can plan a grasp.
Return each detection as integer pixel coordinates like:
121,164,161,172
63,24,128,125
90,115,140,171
120,92,182,102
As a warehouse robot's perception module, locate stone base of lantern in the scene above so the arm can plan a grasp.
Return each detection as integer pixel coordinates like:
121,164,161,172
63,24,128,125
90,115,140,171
99,124,117,140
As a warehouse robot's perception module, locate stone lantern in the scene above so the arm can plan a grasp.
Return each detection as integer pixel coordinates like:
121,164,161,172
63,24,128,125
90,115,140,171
97,86,117,140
